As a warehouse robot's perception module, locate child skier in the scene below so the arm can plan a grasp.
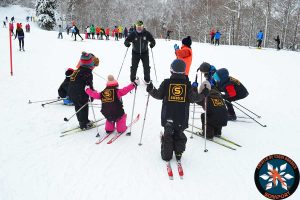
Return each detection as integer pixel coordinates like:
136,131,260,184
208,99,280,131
213,68,249,121
146,59,207,163
68,52,99,130
174,36,192,76
58,68,74,105
85,75,140,135
198,62,217,87
197,81,228,139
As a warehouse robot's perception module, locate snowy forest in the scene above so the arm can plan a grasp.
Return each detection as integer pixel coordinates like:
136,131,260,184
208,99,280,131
2,0,300,50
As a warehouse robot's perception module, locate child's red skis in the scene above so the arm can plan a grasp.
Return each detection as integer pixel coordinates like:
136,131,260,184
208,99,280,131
177,160,184,179
166,161,174,180
106,114,140,144
95,132,113,144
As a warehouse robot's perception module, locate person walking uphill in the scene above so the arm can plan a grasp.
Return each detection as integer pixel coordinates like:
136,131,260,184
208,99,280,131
124,20,156,83
68,52,99,130
174,36,192,76
15,23,25,51
85,75,140,135
146,59,206,163
257,30,264,48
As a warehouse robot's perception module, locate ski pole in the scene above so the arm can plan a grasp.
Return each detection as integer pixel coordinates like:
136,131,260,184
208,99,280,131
127,87,137,136
232,101,261,118
63,102,89,122
204,85,208,153
138,93,150,146
90,98,100,136
93,71,106,81
190,73,198,139
41,98,64,107
28,97,60,104
150,48,158,82
225,100,267,127
117,47,129,80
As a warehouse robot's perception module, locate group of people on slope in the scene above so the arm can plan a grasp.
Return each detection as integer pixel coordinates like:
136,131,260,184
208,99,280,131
58,20,249,164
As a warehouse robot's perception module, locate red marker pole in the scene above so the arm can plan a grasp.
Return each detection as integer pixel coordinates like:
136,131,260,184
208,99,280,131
9,23,13,76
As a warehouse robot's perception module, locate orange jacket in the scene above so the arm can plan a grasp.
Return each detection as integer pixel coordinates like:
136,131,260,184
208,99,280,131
96,27,101,34
175,45,192,75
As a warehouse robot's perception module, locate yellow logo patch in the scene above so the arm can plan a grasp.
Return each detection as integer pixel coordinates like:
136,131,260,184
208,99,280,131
168,84,186,102
211,98,224,107
102,89,114,103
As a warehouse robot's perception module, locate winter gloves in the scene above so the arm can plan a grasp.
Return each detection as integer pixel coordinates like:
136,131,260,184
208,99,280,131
192,82,198,88
149,42,155,48
133,78,140,88
124,41,131,47
146,82,154,92
174,44,179,51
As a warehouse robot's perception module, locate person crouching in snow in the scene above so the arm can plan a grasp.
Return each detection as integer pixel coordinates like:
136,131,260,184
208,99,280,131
85,75,140,135
68,52,99,130
58,68,74,105
146,59,206,163
197,81,228,139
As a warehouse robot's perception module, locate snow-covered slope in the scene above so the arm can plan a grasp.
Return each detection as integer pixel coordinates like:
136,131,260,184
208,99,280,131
0,5,299,200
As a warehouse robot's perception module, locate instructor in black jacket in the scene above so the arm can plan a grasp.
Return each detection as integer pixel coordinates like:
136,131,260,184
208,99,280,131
124,20,156,83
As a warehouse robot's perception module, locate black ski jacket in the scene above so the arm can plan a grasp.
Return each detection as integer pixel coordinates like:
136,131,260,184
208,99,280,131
124,29,155,54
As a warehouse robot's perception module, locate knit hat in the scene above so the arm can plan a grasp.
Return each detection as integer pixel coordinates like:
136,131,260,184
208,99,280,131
136,20,143,26
79,52,98,67
199,62,211,73
182,36,192,47
170,59,186,74
107,75,119,87
216,68,229,83
199,80,211,93
65,68,74,77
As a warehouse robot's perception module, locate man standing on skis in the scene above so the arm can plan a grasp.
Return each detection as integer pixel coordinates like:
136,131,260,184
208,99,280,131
124,20,156,83
146,59,207,163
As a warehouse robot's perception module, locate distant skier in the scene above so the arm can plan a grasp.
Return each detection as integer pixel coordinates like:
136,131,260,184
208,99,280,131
210,28,215,44
85,75,140,135
3,21,6,28
214,30,221,45
73,25,84,41
15,23,25,51
124,27,128,38
58,68,74,105
58,25,63,39
25,23,30,32
274,35,280,50
68,52,99,130
124,20,156,83
166,30,172,40
66,24,71,35
213,68,249,121
197,81,228,139
174,36,192,76
105,27,110,40
257,30,264,48
146,59,206,163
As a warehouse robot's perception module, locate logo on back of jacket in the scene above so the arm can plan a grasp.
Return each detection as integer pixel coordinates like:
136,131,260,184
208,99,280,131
211,98,224,107
254,154,299,200
168,84,186,102
102,89,114,103
230,77,241,85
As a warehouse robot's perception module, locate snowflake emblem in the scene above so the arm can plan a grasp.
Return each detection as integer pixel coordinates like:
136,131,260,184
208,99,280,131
260,162,294,190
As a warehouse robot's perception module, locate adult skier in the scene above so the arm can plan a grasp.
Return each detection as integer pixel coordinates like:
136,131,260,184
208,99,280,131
124,20,156,83
257,30,264,48
15,23,25,51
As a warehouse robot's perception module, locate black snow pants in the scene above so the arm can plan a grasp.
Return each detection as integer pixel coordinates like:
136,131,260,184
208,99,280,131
161,122,187,162
131,52,150,82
